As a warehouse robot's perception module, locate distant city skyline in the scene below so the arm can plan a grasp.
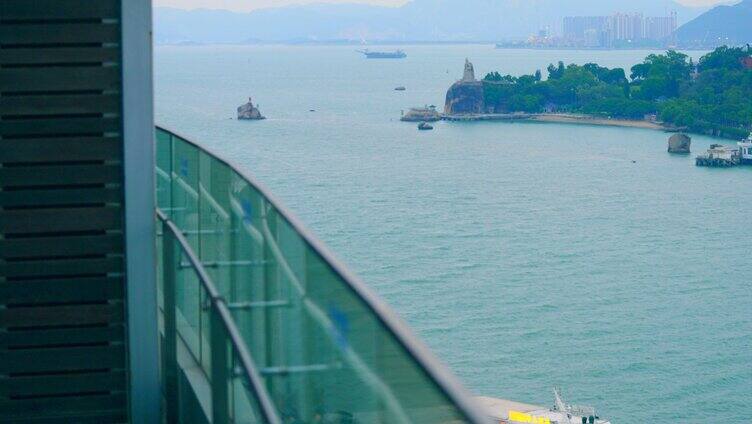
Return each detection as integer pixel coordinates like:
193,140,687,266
559,12,678,48
154,0,734,12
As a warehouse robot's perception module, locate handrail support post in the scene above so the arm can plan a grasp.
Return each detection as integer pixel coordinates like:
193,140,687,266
211,303,231,424
162,223,179,424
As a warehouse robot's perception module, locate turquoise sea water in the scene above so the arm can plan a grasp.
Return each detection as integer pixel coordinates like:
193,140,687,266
155,45,751,423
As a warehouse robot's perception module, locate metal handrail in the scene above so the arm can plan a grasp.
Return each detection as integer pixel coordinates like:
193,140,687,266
157,209,283,424
156,126,489,424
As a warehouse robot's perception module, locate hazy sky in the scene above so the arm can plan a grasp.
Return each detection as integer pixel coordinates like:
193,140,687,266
154,0,733,12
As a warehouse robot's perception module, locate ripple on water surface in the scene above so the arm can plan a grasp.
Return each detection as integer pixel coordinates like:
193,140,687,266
156,45,752,423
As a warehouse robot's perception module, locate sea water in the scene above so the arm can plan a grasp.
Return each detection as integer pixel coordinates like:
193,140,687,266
155,44,751,423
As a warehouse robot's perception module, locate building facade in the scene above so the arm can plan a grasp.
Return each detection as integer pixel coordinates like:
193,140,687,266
562,11,677,48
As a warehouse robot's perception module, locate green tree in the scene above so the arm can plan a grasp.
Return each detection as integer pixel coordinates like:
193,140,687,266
547,61,566,79
698,45,751,72
479,46,752,138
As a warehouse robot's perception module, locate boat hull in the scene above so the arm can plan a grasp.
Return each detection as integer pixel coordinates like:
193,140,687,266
364,54,406,59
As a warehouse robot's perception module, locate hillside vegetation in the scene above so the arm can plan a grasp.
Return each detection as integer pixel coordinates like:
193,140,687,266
483,46,752,139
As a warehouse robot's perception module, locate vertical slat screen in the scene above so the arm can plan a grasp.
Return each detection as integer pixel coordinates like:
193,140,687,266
0,1,127,422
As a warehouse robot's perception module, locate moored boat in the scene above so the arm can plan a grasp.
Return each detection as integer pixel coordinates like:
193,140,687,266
738,132,752,165
477,388,611,424
418,122,433,130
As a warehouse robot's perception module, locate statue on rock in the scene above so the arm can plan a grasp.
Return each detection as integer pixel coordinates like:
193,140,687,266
445,59,484,115
462,58,476,82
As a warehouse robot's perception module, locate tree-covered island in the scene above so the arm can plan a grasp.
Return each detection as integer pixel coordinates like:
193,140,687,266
477,46,752,139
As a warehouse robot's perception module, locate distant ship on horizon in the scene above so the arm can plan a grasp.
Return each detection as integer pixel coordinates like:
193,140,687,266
357,49,407,59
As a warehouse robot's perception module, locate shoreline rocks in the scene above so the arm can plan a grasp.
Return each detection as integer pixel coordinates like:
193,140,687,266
444,80,484,115
237,97,265,120
668,133,691,153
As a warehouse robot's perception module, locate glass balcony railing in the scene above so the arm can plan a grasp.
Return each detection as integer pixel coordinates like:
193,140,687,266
155,126,487,424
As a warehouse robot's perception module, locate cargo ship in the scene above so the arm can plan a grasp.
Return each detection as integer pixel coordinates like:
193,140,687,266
357,49,407,59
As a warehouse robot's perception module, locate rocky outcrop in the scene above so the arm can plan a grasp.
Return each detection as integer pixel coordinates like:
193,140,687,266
444,80,484,115
668,133,691,153
444,59,486,115
401,107,441,122
237,97,265,120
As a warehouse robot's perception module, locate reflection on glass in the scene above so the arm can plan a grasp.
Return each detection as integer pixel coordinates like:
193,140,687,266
156,127,479,424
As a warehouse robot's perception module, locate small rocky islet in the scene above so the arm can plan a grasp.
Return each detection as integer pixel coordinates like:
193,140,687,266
667,133,691,154
237,97,265,120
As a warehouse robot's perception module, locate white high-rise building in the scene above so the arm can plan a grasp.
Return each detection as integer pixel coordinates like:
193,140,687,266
645,11,678,41
562,11,677,47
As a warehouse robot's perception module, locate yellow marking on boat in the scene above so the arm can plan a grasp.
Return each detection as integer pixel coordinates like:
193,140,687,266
508,410,551,424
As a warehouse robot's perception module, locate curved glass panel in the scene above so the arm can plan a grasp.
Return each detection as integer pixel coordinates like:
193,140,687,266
156,127,484,424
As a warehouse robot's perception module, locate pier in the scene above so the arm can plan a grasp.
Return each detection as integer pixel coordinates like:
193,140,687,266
695,144,741,167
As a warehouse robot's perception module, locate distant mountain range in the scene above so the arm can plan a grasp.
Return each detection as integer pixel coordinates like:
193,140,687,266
154,0,708,44
677,0,752,47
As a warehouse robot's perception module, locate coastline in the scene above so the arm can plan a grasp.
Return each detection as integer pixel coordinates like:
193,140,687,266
441,112,675,131
530,113,669,130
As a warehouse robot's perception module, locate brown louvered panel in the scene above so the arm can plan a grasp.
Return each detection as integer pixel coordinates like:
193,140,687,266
0,187,122,207
5,412,128,424
0,163,122,188
0,1,128,421
0,47,121,66
0,116,121,136
0,304,123,328
0,23,121,45
0,207,122,233
0,0,120,21
0,325,124,348
0,164,121,186
0,393,127,418
0,68,121,93
0,371,127,398
0,138,121,163
0,345,125,374
0,257,123,278
0,371,125,400
0,277,123,305
0,94,121,116
0,234,123,258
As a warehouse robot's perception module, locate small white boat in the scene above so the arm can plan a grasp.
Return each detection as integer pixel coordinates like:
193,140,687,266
546,387,611,424
738,132,752,165
477,388,610,424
